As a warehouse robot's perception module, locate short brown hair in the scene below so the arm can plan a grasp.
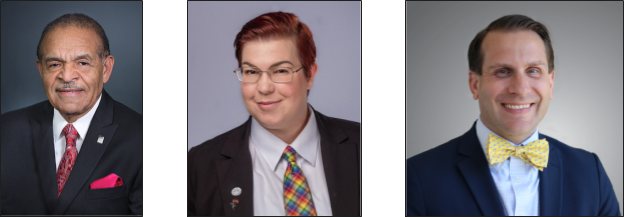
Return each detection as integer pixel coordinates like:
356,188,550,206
468,14,554,75
234,12,316,79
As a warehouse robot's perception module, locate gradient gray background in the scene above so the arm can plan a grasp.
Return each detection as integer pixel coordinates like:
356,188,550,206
406,1,623,213
1,1,142,114
188,1,361,150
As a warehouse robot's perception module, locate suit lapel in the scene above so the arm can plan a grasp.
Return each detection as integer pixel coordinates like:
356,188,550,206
456,122,505,216
538,134,562,216
217,117,254,216
314,109,359,216
54,90,118,215
31,101,58,214
214,108,359,216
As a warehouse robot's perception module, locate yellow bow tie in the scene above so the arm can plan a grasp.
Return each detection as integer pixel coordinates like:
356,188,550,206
486,133,549,171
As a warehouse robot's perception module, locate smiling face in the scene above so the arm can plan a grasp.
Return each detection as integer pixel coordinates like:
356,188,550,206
469,30,555,144
36,26,114,123
240,37,316,133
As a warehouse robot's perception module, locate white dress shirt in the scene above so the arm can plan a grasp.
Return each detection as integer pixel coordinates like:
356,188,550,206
476,117,540,216
249,107,332,216
52,94,101,171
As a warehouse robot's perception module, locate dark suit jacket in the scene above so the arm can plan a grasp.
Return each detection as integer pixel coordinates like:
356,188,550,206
1,90,142,215
406,121,621,216
188,108,360,216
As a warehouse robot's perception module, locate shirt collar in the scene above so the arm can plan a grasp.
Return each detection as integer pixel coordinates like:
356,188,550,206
251,106,320,171
476,116,540,155
53,93,102,142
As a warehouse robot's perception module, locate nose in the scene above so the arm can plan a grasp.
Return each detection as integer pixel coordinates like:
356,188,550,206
508,72,531,96
256,71,274,95
58,64,79,83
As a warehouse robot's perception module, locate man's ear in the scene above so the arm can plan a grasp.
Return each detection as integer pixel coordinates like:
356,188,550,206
102,55,115,83
469,70,480,100
36,59,43,78
306,62,318,90
549,70,555,99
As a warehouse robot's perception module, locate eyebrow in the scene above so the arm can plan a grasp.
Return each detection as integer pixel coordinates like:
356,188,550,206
242,61,294,68
487,61,546,70
44,54,94,64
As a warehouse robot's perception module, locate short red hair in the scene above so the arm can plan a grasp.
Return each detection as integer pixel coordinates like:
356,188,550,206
234,12,316,79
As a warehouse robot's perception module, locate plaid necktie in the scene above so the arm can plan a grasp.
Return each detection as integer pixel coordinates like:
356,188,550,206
283,146,317,216
57,124,79,197
486,133,549,171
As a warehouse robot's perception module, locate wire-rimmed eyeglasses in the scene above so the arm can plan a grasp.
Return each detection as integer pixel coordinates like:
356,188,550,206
234,66,304,83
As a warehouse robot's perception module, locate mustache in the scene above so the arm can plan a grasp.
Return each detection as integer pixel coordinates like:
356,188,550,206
55,82,84,91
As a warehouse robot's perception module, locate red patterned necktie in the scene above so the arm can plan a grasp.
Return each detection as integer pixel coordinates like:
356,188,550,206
57,124,78,197
283,146,317,216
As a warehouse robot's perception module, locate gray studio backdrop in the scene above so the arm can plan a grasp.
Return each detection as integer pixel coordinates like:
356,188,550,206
406,1,623,213
1,1,142,114
188,1,361,150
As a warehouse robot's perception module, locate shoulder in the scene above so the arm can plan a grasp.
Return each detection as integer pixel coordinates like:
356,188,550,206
327,116,360,132
1,101,50,158
541,134,597,165
1,100,49,129
105,98,143,149
315,111,362,144
111,99,142,127
407,133,465,166
188,121,248,162
1,100,52,139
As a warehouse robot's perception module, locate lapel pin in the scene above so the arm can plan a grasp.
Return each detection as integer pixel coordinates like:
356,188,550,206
97,135,104,144
230,198,239,210
231,187,241,196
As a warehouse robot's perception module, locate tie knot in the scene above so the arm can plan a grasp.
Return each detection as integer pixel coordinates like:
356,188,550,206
282,146,297,163
62,124,78,147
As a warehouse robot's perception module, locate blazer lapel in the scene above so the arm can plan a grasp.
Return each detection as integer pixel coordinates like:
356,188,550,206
538,134,562,216
31,101,58,214
54,90,118,215
213,107,359,216
456,122,505,216
217,117,254,216
314,109,360,216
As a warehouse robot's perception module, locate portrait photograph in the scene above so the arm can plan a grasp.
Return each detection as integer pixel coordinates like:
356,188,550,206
406,1,622,216
1,1,143,215
187,1,361,216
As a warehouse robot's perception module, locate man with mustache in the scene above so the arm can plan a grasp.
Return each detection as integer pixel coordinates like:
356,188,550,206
1,13,142,215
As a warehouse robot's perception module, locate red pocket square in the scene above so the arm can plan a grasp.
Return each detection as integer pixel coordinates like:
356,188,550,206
90,173,123,189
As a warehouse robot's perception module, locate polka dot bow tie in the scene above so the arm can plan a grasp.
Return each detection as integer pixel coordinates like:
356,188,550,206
486,133,549,171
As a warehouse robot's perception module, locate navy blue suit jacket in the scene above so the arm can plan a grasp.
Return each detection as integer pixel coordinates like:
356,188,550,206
406,121,620,216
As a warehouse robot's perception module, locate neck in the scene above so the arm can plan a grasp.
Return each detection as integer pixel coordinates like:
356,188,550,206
480,115,535,145
61,112,87,124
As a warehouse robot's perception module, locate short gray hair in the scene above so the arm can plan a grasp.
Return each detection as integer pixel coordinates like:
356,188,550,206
36,13,110,61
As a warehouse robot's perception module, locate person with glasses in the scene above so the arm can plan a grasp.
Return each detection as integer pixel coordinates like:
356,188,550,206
188,12,360,216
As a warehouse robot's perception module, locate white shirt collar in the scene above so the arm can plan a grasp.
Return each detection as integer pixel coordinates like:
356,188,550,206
250,106,320,171
53,93,102,143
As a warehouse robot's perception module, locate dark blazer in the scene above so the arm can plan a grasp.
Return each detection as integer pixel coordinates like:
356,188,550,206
1,90,142,215
406,121,621,216
188,108,360,216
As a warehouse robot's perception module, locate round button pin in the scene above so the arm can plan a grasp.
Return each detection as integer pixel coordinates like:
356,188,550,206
231,187,242,196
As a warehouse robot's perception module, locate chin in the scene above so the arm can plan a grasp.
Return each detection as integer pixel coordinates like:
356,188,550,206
253,114,282,129
56,102,87,113
501,119,535,135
